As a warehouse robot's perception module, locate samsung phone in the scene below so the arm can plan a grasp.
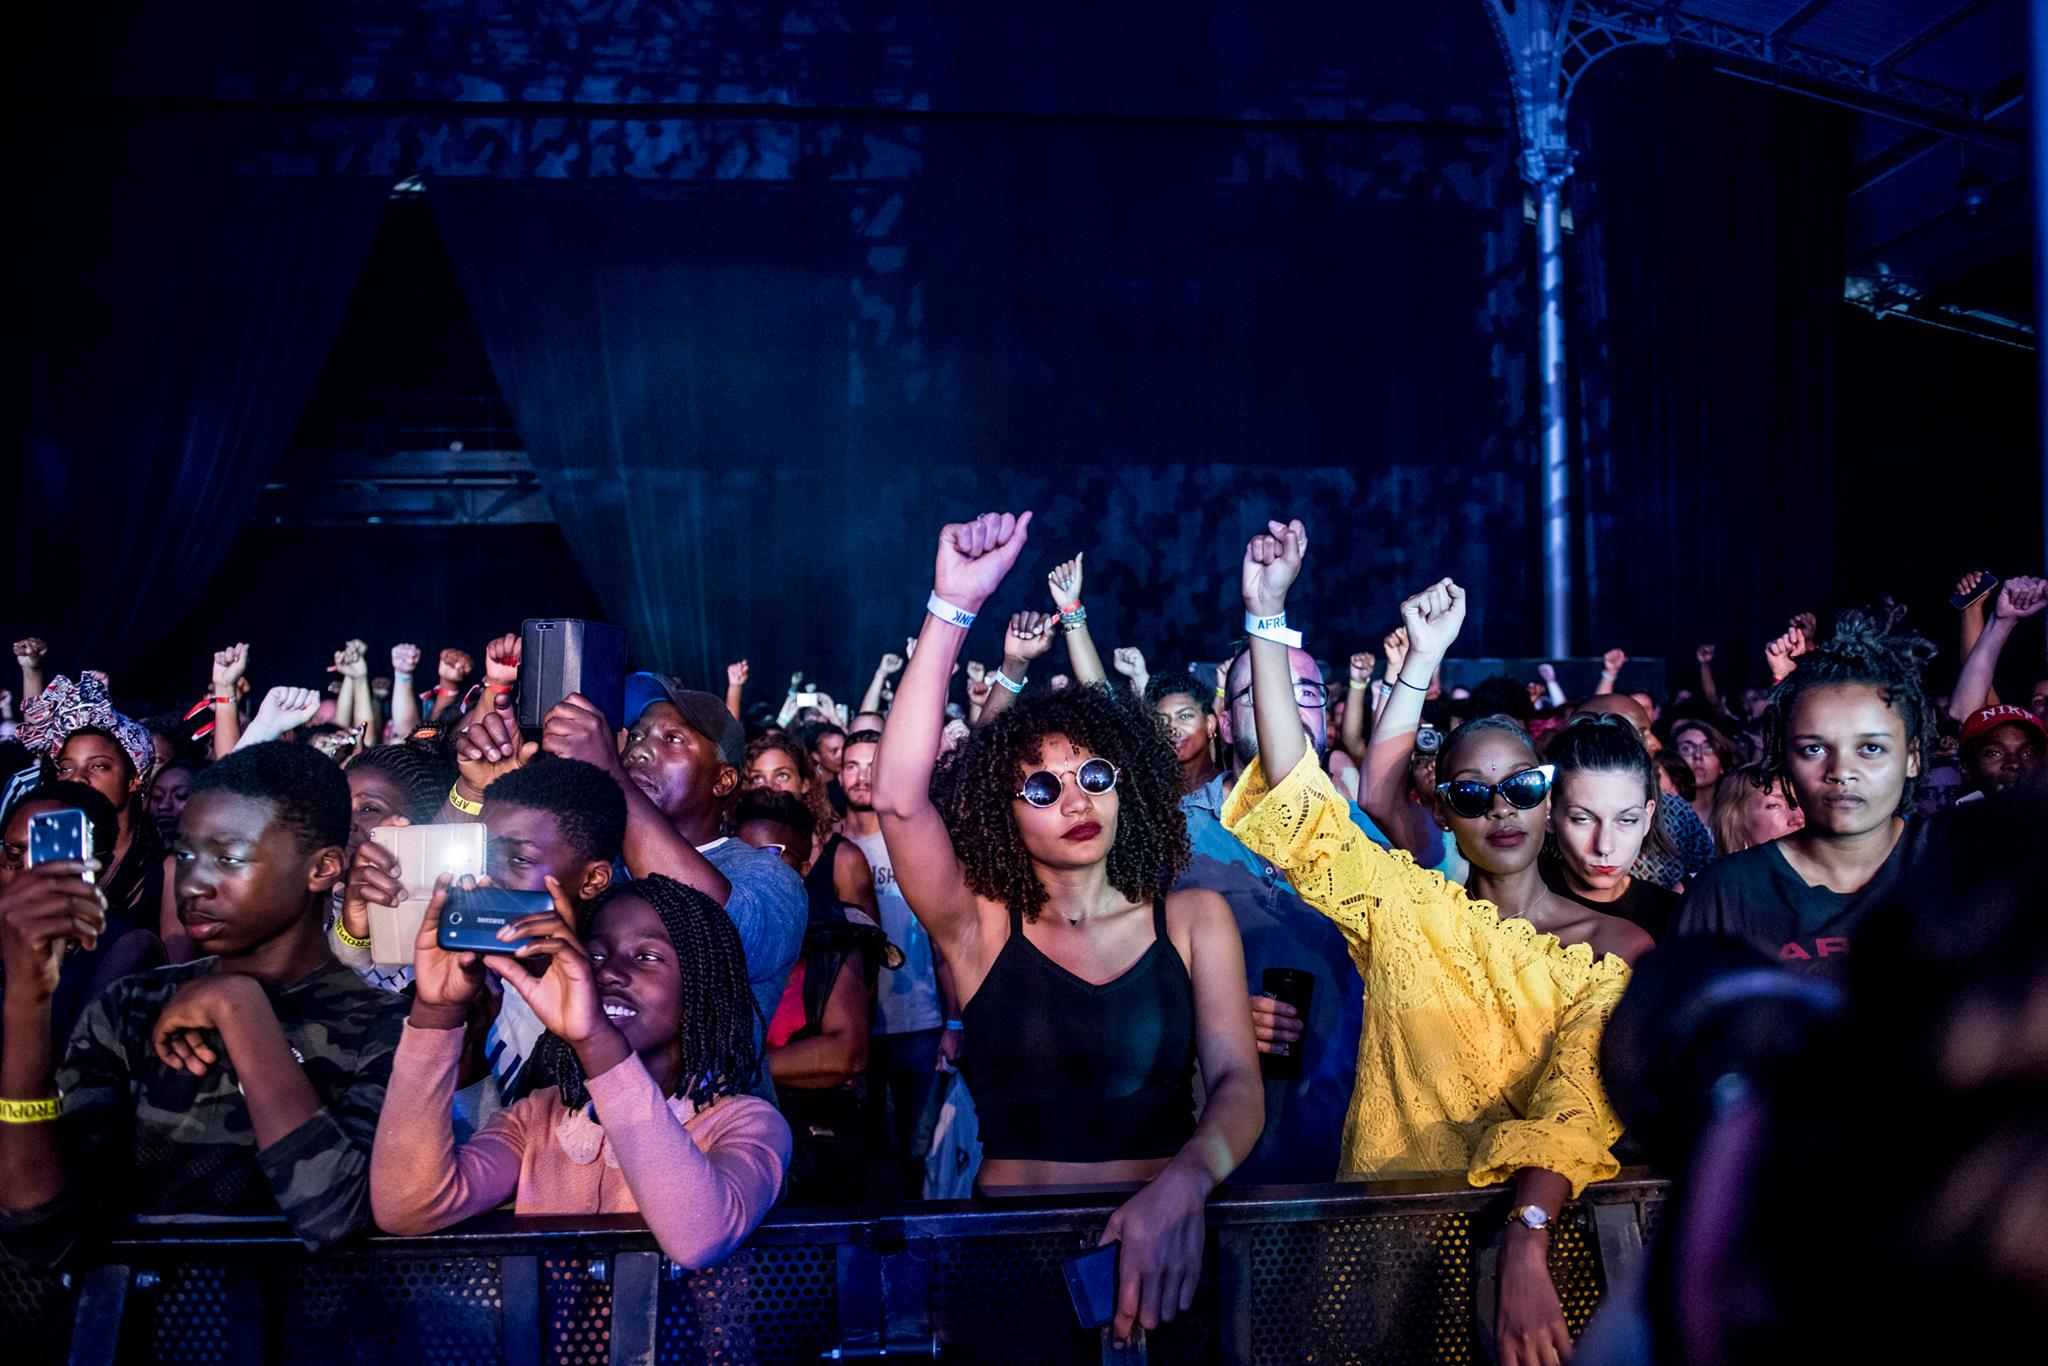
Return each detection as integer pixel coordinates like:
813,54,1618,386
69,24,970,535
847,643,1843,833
366,824,486,965
28,808,93,880
436,885,553,956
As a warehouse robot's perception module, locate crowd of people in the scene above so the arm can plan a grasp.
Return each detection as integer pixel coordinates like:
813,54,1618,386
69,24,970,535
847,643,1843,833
1,516,2044,1360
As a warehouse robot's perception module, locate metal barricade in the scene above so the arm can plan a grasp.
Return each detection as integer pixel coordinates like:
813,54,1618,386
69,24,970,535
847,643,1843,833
0,1175,1666,1366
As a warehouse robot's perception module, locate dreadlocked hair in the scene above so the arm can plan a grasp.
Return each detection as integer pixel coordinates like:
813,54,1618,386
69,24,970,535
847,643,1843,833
532,873,762,1113
930,682,1189,921
343,739,456,825
1756,602,1936,815
742,732,834,839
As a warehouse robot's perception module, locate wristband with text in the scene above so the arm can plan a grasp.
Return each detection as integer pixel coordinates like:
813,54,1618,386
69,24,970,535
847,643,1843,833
992,668,1025,694
926,592,978,630
0,1097,61,1124
447,783,484,816
334,922,372,950
1245,610,1303,648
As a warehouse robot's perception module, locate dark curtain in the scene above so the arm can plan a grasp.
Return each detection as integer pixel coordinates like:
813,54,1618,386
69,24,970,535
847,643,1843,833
1568,53,1853,687
430,112,1533,694
4,129,387,680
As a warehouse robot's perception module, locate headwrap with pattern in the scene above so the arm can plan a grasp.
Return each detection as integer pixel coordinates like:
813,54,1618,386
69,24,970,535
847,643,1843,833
19,672,157,787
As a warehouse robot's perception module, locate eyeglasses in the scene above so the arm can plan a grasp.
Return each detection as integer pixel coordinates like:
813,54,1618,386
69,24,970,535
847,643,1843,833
1225,680,1331,711
1016,758,1119,808
1435,764,1556,820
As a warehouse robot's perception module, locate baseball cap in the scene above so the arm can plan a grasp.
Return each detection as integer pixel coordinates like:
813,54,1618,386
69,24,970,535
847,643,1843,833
623,673,746,769
1960,704,2048,750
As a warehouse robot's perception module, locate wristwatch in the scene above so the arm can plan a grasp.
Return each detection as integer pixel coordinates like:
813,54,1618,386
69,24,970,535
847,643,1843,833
1507,1205,1551,1233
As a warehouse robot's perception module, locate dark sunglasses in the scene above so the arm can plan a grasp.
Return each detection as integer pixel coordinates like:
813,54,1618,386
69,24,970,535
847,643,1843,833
1016,757,1119,808
1435,764,1556,820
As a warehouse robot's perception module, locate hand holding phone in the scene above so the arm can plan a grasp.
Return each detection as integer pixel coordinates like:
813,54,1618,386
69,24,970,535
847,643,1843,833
474,876,619,1052
28,809,94,880
436,884,553,956
1063,1242,1119,1330
364,823,485,964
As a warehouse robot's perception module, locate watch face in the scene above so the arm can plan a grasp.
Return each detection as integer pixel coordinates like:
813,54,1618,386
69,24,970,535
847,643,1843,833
1518,1206,1549,1229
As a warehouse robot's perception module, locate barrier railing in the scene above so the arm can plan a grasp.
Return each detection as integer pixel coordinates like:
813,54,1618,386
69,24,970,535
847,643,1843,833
0,1173,1666,1366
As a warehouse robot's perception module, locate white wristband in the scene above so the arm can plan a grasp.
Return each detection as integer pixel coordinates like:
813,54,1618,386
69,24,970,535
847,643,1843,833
1245,610,1303,648
992,668,1025,694
927,592,978,630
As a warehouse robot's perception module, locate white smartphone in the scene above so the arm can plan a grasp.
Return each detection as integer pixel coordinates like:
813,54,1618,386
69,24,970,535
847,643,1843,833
366,824,485,965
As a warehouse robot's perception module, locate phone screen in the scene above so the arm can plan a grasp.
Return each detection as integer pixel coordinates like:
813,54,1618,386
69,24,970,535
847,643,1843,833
28,809,92,871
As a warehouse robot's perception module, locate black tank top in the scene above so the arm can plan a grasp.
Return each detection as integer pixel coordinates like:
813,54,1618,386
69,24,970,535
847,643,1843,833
961,897,1197,1163
804,833,847,907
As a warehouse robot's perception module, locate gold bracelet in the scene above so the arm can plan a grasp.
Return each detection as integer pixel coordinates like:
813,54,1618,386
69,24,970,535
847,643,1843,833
447,783,483,816
334,922,372,950
0,1096,61,1124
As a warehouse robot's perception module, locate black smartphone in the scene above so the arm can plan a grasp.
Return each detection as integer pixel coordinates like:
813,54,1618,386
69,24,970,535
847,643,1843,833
1061,1242,1120,1330
437,886,553,955
28,808,93,880
1951,574,2000,612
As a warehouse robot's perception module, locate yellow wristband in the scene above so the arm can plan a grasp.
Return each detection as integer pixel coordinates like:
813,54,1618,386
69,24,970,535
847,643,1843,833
0,1097,61,1124
447,783,483,816
334,922,372,950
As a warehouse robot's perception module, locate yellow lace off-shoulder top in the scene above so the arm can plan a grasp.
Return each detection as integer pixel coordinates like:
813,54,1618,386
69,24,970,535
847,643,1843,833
1222,750,1628,1196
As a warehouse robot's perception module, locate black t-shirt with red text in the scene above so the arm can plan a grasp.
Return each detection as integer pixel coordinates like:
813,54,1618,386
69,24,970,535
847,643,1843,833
1673,815,1948,976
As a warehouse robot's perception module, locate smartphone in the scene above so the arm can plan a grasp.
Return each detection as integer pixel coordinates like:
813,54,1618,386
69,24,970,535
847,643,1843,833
1951,574,2000,612
28,809,93,880
367,824,486,965
1061,1242,1120,1330
436,885,552,956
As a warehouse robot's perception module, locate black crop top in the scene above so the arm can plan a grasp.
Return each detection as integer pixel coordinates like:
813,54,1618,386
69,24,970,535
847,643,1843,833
961,897,1197,1164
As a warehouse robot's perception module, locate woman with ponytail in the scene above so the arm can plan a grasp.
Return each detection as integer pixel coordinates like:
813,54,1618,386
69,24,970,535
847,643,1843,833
1676,605,1942,977
371,873,790,1268
1540,712,1682,943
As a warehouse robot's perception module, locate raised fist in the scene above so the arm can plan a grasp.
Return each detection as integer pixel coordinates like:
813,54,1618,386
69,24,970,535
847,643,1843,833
964,660,987,683
1696,643,1715,664
391,642,422,677
1113,646,1148,679
438,649,474,686
1397,579,1467,661
1381,627,1410,678
934,511,1034,614
878,650,906,676
331,641,368,679
1602,648,1627,677
11,638,46,668
1995,575,2048,621
211,642,250,690
1004,611,1058,665
1241,520,1308,616
726,660,749,688
483,634,521,688
1536,662,1557,684
1350,652,1376,685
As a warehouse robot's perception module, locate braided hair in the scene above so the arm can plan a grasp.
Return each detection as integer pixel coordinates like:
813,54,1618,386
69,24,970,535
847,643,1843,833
343,739,456,825
533,873,762,1112
930,682,1188,921
1755,604,1936,815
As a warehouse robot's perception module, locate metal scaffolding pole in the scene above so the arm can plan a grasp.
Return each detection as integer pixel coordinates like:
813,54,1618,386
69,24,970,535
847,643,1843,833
2032,0,2048,661
1481,1,1664,657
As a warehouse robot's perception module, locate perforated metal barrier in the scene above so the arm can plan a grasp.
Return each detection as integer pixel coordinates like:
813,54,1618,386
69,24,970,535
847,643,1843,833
0,1176,1666,1365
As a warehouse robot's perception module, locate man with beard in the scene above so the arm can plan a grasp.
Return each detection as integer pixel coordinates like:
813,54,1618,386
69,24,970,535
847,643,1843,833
1174,641,1390,1184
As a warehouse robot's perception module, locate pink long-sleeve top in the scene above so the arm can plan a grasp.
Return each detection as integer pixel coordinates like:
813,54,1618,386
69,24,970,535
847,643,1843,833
371,1022,791,1269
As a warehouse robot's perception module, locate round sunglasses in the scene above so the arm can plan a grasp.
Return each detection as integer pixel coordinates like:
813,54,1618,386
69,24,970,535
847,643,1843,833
1435,763,1556,820
1016,757,1120,808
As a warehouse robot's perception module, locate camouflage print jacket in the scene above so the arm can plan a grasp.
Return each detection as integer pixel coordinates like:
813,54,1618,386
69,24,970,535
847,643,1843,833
0,956,407,1268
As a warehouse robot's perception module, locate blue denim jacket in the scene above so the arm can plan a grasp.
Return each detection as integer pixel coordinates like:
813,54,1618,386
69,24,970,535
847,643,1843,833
1177,771,1391,1184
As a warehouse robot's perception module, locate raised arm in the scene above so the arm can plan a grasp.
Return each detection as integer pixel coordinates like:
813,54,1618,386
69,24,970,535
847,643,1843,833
431,649,473,721
1956,570,1993,661
388,643,423,739
12,638,48,707
331,641,365,734
1950,576,2047,721
724,660,748,721
1339,651,1375,764
860,649,904,718
1047,554,1109,686
873,511,1033,955
1695,643,1721,711
234,687,323,750
1241,520,1312,782
1593,648,1625,696
208,643,249,759
974,611,1055,727
1360,581,1464,862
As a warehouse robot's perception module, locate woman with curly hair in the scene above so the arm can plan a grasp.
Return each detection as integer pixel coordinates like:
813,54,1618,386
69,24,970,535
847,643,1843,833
372,872,790,1269
741,732,877,923
1676,606,1940,976
874,511,1260,1347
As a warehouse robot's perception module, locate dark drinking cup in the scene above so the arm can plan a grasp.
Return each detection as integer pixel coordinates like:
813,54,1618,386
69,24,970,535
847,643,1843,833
1259,967,1315,1080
